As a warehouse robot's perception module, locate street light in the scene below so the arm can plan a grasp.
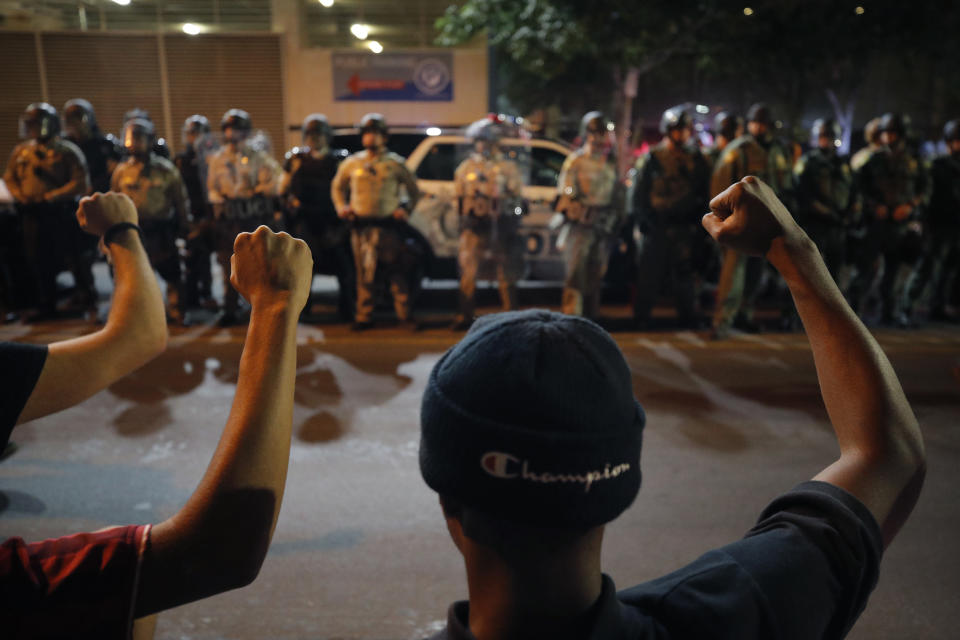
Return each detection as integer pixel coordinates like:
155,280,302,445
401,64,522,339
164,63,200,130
350,23,370,40
367,40,383,54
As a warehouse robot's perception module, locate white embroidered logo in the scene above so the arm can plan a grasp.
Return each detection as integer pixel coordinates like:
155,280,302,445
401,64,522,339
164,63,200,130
480,451,630,493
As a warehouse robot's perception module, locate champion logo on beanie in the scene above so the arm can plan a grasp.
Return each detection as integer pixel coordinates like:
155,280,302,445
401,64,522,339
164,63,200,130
419,309,645,529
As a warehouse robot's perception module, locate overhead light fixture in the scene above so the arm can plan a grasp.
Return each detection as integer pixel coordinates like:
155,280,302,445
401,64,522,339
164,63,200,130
350,23,370,40
367,40,383,53
319,0,335,6
111,0,131,5
743,7,754,16
182,23,202,35
855,6,865,14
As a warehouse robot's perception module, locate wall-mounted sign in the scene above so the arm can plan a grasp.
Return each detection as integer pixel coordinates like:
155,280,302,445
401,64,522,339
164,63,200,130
333,52,453,101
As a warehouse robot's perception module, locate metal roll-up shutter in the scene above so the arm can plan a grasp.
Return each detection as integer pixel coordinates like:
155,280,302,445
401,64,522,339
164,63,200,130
164,33,284,160
0,34,43,167
41,33,164,141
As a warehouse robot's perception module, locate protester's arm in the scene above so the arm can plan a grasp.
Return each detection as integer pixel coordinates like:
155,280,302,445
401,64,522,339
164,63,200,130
16,193,168,425
134,226,312,616
702,176,925,548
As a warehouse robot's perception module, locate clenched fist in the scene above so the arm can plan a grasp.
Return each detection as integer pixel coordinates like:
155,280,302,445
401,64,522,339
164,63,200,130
76,192,139,237
701,176,805,257
229,226,313,311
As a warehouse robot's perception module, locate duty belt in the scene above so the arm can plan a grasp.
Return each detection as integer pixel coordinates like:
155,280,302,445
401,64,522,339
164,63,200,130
223,196,273,220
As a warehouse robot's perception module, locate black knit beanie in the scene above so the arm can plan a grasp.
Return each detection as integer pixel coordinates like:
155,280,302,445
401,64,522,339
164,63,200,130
419,309,645,529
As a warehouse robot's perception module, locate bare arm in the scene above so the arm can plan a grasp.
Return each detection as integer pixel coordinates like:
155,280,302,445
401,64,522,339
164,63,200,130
135,226,312,616
16,193,168,425
703,176,925,547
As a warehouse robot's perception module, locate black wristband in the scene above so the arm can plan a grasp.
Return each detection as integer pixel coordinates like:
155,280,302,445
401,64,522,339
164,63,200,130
102,222,143,247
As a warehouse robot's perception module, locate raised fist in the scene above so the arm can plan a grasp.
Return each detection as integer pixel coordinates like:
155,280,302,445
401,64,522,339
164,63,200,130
229,226,313,311
76,192,138,237
701,176,805,257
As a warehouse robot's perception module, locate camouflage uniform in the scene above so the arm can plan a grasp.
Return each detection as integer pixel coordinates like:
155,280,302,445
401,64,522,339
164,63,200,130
207,144,281,316
3,138,90,316
629,140,711,326
847,146,927,322
282,145,353,318
111,153,190,320
710,134,794,333
331,149,421,323
556,149,624,318
793,148,855,280
453,151,525,323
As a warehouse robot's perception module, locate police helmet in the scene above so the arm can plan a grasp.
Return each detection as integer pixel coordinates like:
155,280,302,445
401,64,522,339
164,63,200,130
183,114,210,135
20,103,61,141
863,117,882,145
302,113,332,141
811,118,841,141
580,111,610,139
122,118,156,152
123,108,153,126
944,119,960,142
746,102,773,126
659,105,692,135
465,117,506,144
359,113,388,136
713,111,739,141
63,98,98,131
221,109,253,132
878,112,906,136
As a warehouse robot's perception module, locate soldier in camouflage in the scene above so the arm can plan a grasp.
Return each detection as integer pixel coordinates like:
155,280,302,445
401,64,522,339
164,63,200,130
331,113,421,330
555,111,625,319
281,113,353,320
847,113,927,326
710,102,795,338
793,118,856,281
629,105,711,328
450,117,525,330
3,103,91,321
111,118,190,324
207,108,282,325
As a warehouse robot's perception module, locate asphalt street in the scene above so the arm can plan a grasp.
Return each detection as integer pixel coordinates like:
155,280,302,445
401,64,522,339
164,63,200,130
1,313,958,639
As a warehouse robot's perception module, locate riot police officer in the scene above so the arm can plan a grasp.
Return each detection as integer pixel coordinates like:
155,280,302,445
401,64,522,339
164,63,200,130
121,108,171,160
630,105,711,328
207,108,282,325
555,111,625,319
281,113,353,320
3,103,91,321
710,102,794,338
851,117,883,172
847,112,927,326
331,113,421,330
451,116,525,330
63,98,122,194
111,118,190,324
174,114,216,309
707,111,742,167
917,119,960,321
793,118,856,280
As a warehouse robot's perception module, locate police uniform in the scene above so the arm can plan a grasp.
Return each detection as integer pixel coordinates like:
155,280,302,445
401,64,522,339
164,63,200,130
630,140,711,327
794,148,855,280
330,148,420,323
111,154,190,321
847,145,926,323
3,136,90,317
710,133,794,334
207,144,281,317
556,149,624,318
175,143,214,307
282,145,353,318
453,151,525,324
924,140,960,317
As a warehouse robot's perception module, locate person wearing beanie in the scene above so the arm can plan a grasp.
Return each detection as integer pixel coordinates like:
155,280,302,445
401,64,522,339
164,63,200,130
419,176,925,639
